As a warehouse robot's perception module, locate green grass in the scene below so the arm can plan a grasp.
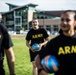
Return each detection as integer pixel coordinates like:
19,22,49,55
4,35,54,75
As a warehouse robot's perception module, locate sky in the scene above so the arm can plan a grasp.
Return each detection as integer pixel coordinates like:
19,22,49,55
0,0,76,12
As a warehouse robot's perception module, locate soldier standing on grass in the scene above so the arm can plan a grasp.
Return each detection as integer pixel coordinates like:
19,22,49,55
25,19,49,75
0,13,15,75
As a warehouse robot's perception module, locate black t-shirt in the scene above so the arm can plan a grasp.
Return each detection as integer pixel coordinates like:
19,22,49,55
0,24,13,63
39,33,76,75
26,28,49,46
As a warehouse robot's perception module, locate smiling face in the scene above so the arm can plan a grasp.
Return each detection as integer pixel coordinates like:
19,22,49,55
32,19,39,30
60,11,76,33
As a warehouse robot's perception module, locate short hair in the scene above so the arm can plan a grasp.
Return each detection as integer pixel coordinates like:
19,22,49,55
62,10,76,20
32,19,39,22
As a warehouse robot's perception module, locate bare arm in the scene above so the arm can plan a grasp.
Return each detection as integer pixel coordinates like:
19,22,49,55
26,40,31,49
35,55,48,75
26,40,35,52
39,37,49,49
5,47,15,75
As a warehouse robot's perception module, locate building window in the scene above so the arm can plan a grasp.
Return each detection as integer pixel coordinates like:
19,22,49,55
53,25,59,31
33,14,38,19
40,16,45,19
15,18,20,25
6,13,13,20
15,10,21,16
39,25,43,28
46,25,51,31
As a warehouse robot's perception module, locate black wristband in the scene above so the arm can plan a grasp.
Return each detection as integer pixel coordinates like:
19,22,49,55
38,68,43,75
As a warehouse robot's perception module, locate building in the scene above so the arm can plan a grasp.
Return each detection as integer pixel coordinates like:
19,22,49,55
1,3,65,32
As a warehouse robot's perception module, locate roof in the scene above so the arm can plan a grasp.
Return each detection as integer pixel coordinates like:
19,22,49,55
41,10,76,17
43,11,63,17
6,3,19,7
3,3,38,14
2,3,76,17
25,3,38,7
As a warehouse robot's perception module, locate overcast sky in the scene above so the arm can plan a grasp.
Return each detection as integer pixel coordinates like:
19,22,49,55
0,0,76,12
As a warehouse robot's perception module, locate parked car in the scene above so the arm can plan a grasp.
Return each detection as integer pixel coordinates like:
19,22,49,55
20,30,29,34
20,30,24,34
16,31,20,34
23,30,29,34
8,31,16,35
50,31,59,35
46,30,50,35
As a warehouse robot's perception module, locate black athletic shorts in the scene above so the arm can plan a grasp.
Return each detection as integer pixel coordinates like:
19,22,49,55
29,49,40,62
29,46,44,62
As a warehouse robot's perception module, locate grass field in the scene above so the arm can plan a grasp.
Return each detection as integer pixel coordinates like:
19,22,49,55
4,34,55,75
